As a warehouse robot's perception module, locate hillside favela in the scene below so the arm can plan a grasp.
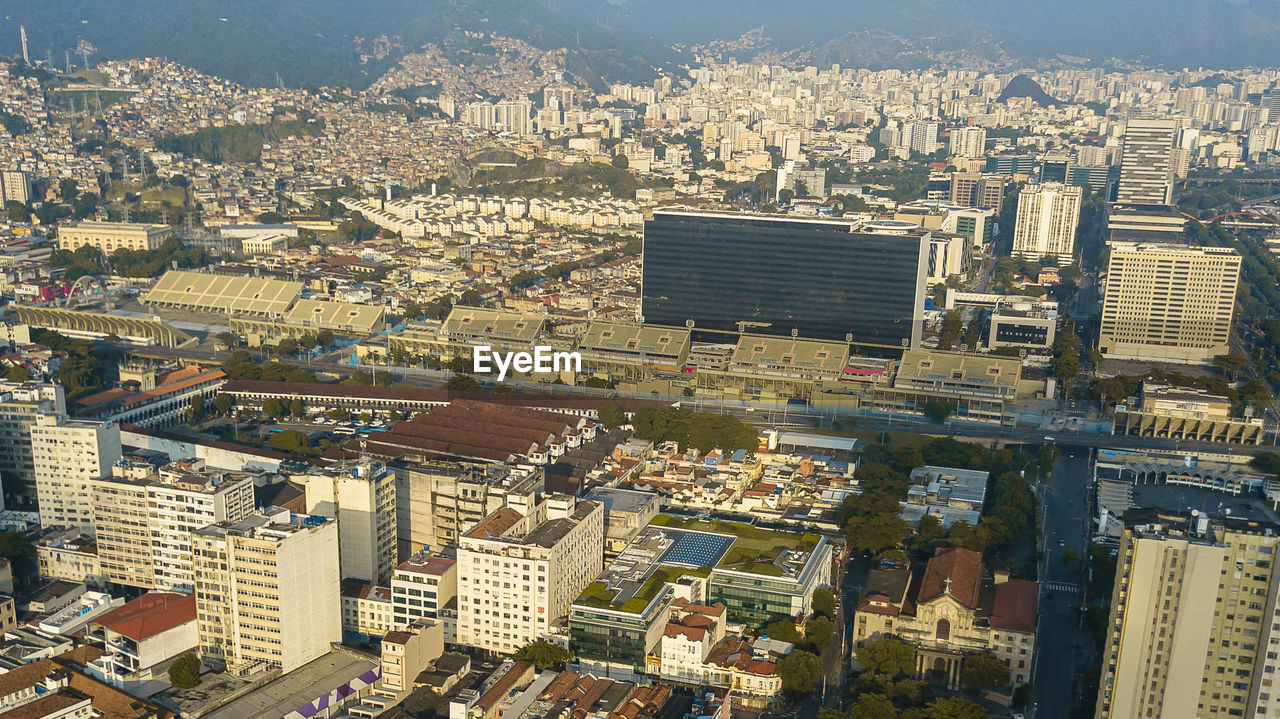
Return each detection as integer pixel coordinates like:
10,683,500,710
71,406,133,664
1,2,1280,719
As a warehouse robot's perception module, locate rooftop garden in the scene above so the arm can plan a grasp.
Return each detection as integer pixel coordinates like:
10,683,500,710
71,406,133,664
575,565,713,614
648,514,821,575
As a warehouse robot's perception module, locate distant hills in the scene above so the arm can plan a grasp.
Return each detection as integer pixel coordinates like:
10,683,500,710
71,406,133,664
4,0,1280,90
997,76,1060,106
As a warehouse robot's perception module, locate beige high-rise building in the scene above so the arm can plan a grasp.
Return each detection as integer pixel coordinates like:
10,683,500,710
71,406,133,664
32,415,121,529
194,508,341,674
1099,243,1241,364
294,461,397,584
90,459,256,591
457,495,603,654
57,221,173,255
1095,509,1280,719
0,382,65,502
0,170,30,206
948,126,987,159
1011,182,1084,260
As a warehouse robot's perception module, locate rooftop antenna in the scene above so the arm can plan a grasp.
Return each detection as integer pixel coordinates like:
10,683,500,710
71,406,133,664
65,52,71,75
80,48,90,70
19,26,29,66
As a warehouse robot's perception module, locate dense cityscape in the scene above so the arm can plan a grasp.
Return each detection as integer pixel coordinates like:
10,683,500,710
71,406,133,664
0,7,1279,719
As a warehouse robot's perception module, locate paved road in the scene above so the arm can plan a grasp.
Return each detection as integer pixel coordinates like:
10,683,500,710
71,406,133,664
1031,448,1095,719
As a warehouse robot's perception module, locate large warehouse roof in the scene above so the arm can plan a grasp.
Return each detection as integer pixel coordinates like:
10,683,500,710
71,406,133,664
143,270,302,316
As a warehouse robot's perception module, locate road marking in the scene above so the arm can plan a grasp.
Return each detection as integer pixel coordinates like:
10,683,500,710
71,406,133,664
1044,582,1080,593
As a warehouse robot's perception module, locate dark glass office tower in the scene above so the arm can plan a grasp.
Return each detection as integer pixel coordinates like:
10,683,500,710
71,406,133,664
641,211,927,351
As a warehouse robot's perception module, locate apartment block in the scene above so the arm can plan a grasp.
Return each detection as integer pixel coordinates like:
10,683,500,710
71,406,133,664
1099,243,1241,364
1095,510,1280,719
0,381,65,501
32,415,121,529
390,551,458,637
1011,182,1084,260
457,496,603,654
294,461,397,584
390,460,543,557
1115,118,1177,205
194,508,341,674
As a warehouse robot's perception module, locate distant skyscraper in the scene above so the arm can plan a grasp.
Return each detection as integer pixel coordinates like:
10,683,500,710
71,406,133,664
1115,118,1177,205
641,210,929,351
1095,509,1280,719
1011,182,1083,260
1099,243,1240,364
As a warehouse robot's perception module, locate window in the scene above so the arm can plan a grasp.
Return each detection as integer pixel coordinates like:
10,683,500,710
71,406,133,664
936,618,951,641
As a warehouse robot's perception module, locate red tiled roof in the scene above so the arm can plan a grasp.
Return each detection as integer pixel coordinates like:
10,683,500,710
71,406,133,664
919,547,983,608
990,578,1038,633
664,624,706,642
94,593,195,642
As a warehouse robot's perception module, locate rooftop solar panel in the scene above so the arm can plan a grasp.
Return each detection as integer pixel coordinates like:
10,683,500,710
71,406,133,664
659,530,734,567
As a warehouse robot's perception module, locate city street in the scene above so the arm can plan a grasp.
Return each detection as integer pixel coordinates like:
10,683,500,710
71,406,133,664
1031,448,1095,719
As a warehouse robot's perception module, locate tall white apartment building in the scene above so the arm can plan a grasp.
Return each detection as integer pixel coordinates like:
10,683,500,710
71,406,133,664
1099,243,1241,364
0,381,65,502
457,496,603,654
948,126,987,158
194,509,341,674
903,121,940,155
1011,182,1084,260
294,461,397,584
390,551,458,640
147,461,256,592
32,415,121,529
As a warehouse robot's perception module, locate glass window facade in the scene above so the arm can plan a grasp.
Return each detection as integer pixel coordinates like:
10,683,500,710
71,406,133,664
641,212,926,351
569,607,654,673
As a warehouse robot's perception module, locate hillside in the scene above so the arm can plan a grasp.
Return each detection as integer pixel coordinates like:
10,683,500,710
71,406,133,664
1,0,679,90
997,75,1060,106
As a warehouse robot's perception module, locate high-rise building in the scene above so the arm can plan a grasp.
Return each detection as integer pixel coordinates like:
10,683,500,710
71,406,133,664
0,382,65,502
91,460,257,591
641,211,929,352
950,173,1007,212
948,127,987,159
1011,182,1084,260
0,170,30,206
903,121,939,155
1099,243,1241,364
32,415,121,529
294,460,397,584
457,496,603,654
390,460,543,558
1095,509,1280,719
1039,154,1073,183
1115,118,1178,205
194,509,340,674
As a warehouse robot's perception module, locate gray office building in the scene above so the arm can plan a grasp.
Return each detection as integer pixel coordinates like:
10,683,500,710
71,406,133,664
641,211,928,353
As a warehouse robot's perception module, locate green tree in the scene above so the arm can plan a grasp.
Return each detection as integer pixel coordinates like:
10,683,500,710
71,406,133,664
276,337,299,357
214,393,234,415
611,154,629,169
359,411,372,423
189,394,205,422
316,329,335,349
290,399,306,417
848,693,898,719
857,638,917,678
446,373,483,392
0,530,36,583
168,652,202,688
512,641,571,669
776,649,824,696
960,652,1009,692
938,311,963,350
263,397,286,419
328,408,351,421
597,404,626,428
922,696,987,719
4,365,30,382
268,429,310,453
215,331,238,349
805,616,836,652
5,201,30,223
812,587,837,620
1213,353,1247,380
1251,453,1280,476
1051,346,1080,379
922,399,953,423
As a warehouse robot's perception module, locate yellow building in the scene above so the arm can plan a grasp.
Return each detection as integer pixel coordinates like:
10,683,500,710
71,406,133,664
1096,509,1280,719
1099,243,1241,365
58,221,173,254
